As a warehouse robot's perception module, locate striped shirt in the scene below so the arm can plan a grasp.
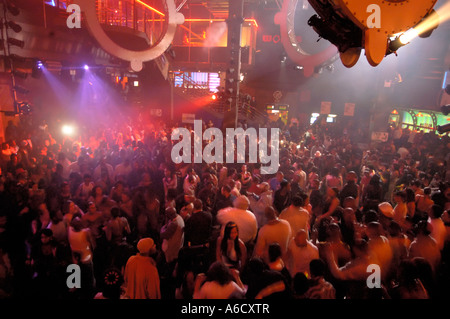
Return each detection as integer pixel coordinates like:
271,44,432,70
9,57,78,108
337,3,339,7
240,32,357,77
305,277,336,299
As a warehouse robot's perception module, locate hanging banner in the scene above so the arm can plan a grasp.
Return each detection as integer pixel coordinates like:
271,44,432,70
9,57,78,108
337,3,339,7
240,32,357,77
320,101,331,114
344,103,355,116
182,113,195,124
371,131,389,142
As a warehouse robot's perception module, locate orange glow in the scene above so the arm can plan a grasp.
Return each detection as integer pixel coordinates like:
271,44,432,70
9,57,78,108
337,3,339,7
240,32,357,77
184,18,258,27
212,94,217,100
246,19,259,28
180,25,204,41
391,109,398,114
136,0,165,16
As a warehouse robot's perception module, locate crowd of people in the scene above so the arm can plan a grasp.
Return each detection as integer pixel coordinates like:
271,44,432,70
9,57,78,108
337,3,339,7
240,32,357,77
0,111,449,300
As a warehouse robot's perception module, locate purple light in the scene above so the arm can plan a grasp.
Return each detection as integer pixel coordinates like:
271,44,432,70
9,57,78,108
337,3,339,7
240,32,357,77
84,65,89,70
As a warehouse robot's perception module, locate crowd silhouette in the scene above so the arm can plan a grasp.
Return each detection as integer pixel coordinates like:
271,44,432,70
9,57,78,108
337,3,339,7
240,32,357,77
0,112,449,300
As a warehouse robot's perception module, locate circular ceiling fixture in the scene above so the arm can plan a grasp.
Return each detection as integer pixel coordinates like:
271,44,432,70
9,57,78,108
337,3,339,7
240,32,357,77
274,0,339,77
73,0,184,72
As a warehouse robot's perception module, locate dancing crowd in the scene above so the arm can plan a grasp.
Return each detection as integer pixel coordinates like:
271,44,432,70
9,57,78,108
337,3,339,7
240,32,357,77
0,112,449,300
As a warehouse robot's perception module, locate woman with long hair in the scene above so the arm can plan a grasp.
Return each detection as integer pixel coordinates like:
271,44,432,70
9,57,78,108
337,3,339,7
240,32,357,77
193,261,246,299
216,222,247,271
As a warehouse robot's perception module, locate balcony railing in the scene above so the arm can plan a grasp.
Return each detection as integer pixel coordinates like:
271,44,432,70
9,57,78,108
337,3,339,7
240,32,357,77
46,0,167,46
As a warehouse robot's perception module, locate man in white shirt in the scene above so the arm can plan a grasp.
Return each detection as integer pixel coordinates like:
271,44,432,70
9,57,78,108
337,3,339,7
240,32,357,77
248,182,273,227
217,195,258,244
279,195,310,239
253,206,292,263
285,229,319,278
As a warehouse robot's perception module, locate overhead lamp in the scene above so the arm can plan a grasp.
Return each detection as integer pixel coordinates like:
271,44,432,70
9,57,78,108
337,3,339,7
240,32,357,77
387,30,418,54
32,60,43,78
62,125,75,136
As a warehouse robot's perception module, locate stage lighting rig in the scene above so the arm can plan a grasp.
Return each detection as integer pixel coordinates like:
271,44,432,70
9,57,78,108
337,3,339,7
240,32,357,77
307,1,362,55
306,0,438,68
16,101,32,115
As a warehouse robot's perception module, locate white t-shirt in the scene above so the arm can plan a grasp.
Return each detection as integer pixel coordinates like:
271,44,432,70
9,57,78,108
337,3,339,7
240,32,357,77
253,219,292,261
286,239,319,278
217,207,258,244
279,206,310,238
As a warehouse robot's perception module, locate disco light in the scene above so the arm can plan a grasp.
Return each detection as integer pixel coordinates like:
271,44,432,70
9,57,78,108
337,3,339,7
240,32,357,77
62,125,75,136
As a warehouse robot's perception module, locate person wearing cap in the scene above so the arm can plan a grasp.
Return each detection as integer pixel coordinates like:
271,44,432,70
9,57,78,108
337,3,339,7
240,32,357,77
217,195,258,244
123,237,161,299
248,182,273,227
